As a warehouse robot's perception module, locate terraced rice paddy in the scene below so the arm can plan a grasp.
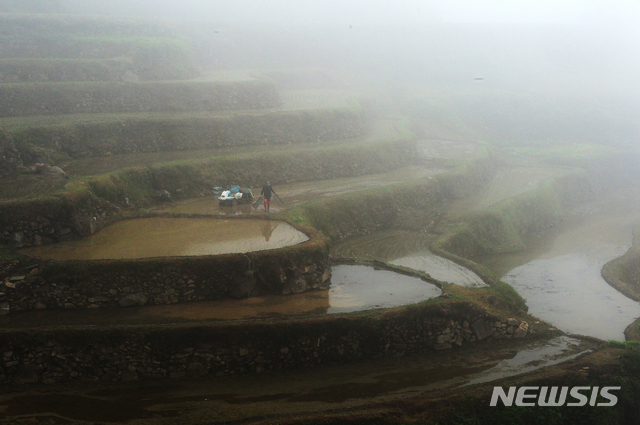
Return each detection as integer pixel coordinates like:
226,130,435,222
20,218,308,260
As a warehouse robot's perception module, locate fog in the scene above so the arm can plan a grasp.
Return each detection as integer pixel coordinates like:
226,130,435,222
3,2,640,421
55,1,640,146
61,0,640,26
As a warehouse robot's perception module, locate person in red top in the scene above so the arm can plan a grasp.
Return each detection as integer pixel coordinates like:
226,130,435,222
261,182,276,212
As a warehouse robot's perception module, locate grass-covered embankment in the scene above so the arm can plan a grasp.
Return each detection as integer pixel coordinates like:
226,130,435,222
602,224,640,341
83,135,419,206
602,224,640,303
0,57,193,83
0,80,280,117
286,148,495,241
284,148,529,312
1,107,364,160
0,132,419,245
0,13,199,81
434,169,592,260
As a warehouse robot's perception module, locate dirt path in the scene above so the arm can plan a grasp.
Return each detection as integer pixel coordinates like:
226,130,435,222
155,165,443,215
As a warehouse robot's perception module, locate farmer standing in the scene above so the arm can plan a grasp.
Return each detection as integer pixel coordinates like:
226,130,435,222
261,182,275,212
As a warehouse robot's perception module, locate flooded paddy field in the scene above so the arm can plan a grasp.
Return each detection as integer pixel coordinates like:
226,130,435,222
332,231,486,288
0,265,440,329
331,173,640,342
20,217,308,260
390,252,486,288
497,196,640,341
503,246,639,341
0,336,596,424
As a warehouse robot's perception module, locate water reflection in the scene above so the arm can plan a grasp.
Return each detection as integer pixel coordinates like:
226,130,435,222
390,251,486,287
261,220,277,241
20,218,307,260
328,265,441,313
503,246,640,341
0,265,440,329
465,336,589,385
332,231,485,288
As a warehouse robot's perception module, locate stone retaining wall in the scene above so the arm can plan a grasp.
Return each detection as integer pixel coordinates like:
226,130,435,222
0,219,330,313
0,301,531,385
0,191,119,248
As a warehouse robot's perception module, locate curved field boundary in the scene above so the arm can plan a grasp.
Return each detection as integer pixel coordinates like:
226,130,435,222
601,224,640,341
601,224,640,303
0,297,536,385
3,108,364,160
433,170,591,260
0,135,419,247
2,215,331,313
287,150,495,242
0,80,280,117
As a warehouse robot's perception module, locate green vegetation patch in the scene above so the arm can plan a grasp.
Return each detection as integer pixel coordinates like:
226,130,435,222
434,170,589,259
602,223,640,303
0,80,280,117
1,107,364,162
287,150,495,241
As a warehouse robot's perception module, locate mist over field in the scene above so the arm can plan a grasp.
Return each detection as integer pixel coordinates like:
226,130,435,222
49,0,640,147
3,2,640,424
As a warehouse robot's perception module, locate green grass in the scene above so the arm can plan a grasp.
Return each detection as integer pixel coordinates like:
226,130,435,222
0,174,69,200
0,79,280,117
0,244,20,260
434,169,588,259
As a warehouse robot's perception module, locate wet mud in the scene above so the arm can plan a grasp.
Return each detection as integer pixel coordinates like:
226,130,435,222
20,217,308,260
156,166,444,216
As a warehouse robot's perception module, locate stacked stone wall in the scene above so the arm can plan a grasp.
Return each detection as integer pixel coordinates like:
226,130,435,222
0,302,531,385
0,220,330,313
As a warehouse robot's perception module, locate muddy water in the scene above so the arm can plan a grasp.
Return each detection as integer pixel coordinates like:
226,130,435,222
494,194,640,341
20,218,308,260
332,231,486,287
390,252,486,287
327,265,441,313
331,178,640,340
0,336,595,424
0,265,439,329
504,246,638,341
465,336,589,385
